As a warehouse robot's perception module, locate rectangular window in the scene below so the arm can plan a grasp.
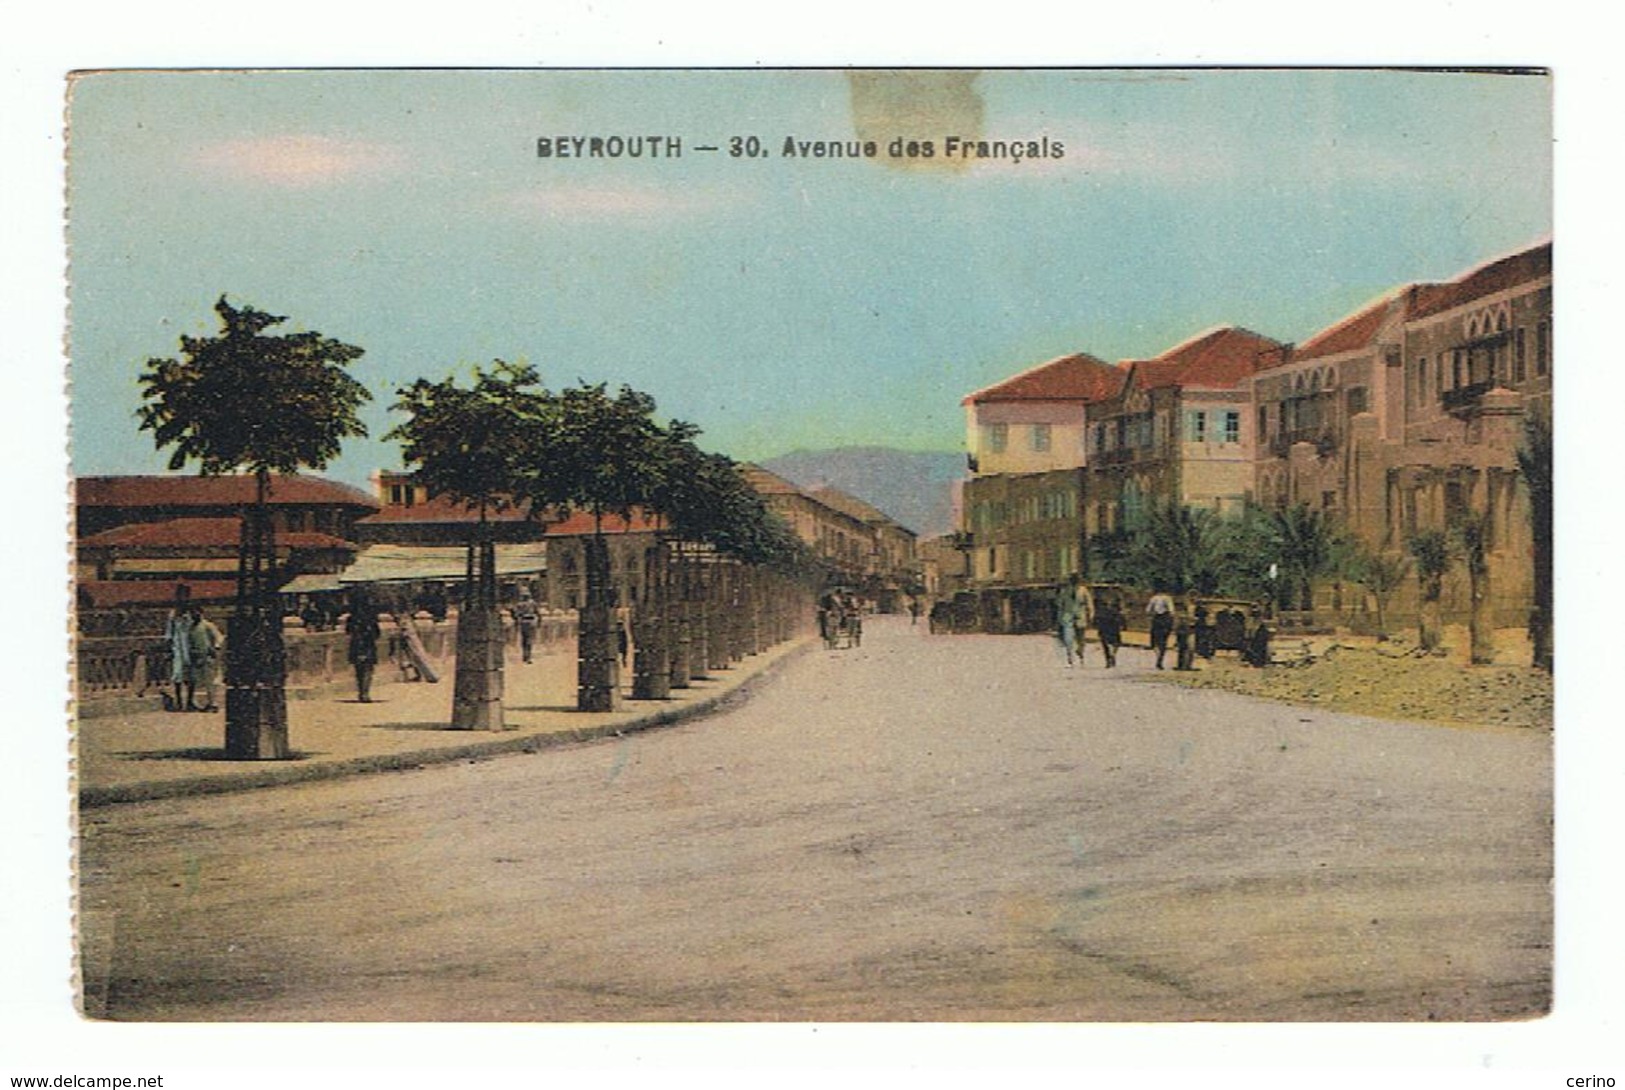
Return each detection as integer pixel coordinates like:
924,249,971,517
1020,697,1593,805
1223,410,1241,444
1514,328,1527,382
1412,358,1426,408
1030,424,1051,452
1345,387,1368,416
987,423,1008,453
1452,349,1464,389
1184,410,1207,443
1434,357,1444,398
1536,320,1550,376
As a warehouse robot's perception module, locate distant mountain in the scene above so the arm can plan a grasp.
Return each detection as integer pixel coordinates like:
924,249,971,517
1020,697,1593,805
758,447,963,538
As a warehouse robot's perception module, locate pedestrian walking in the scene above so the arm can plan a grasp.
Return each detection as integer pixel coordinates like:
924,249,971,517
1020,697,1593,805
1054,574,1093,666
1244,607,1272,668
346,592,382,702
513,588,541,663
185,606,223,711
1194,603,1217,661
164,600,195,712
1095,595,1124,668
1146,586,1176,669
1174,597,1196,671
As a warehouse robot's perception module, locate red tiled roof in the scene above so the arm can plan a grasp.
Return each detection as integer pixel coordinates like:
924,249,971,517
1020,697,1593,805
77,579,240,608
79,517,352,551
1128,327,1286,391
77,474,380,511
542,509,664,536
964,352,1125,404
1288,290,1411,365
358,493,536,525
1410,241,1551,320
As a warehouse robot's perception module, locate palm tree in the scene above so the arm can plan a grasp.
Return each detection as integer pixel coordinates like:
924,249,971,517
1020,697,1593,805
137,296,369,759
387,361,551,729
1268,503,1343,614
1126,501,1224,595
1407,529,1451,653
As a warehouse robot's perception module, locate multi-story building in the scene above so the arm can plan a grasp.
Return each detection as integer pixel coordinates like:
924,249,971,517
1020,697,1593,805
1252,241,1550,624
959,352,1125,588
1387,242,1551,625
947,241,1551,636
963,352,1122,476
1251,288,1414,544
1085,326,1286,536
806,485,919,607
740,464,874,585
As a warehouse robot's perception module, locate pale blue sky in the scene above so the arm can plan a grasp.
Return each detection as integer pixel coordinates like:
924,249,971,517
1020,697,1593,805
66,68,1550,486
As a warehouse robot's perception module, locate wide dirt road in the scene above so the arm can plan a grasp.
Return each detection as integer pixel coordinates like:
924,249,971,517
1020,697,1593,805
78,616,1551,1021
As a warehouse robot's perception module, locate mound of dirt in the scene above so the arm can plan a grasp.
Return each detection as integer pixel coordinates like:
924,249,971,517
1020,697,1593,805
1147,630,1552,730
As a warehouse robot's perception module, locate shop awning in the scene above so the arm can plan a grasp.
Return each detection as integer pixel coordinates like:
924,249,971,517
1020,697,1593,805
279,572,346,594
335,543,547,585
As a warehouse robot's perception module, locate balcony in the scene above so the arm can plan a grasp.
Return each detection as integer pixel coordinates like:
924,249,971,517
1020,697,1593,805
1441,379,1494,415
1267,429,1341,459
1092,446,1157,467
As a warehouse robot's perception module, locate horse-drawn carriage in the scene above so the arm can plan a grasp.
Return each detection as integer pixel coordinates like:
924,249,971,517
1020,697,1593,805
818,590,863,650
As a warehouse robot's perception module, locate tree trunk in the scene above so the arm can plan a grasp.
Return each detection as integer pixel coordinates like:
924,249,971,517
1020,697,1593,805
1419,577,1443,653
669,546,693,689
577,534,620,711
452,534,506,730
690,562,712,679
1468,554,1495,666
632,543,672,700
225,472,289,760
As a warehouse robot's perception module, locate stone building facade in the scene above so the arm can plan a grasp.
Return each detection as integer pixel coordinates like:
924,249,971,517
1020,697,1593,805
952,239,1551,635
959,352,1124,588
1084,327,1286,536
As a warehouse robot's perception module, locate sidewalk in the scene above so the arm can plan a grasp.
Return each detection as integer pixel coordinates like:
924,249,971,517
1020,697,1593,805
76,637,812,807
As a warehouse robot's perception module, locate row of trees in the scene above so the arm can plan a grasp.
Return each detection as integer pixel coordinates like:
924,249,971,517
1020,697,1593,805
387,362,812,726
137,297,809,757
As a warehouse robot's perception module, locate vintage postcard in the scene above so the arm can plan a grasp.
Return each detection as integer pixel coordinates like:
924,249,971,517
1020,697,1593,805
63,68,1554,1031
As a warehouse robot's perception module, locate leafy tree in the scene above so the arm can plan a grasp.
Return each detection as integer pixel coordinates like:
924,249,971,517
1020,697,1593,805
1343,543,1409,640
1407,529,1451,653
1517,414,1553,671
532,383,668,530
388,361,551,521
137,296,369,759
387,361,552,729
515,382,676,710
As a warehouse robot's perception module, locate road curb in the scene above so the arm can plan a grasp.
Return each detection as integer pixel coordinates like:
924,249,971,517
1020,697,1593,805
79,640,812,808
